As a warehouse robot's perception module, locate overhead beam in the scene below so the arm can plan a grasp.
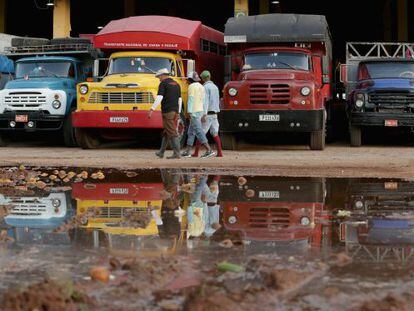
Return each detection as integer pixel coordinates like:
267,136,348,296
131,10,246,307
0,0,5,33
397,0,408,41
53,0,71,38
234,0,249,17
259,0,269,14
124,0,136,17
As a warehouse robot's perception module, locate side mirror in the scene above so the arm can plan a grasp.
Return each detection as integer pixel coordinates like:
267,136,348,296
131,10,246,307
93,59,100,78
340,64,348,83
184,59,196,77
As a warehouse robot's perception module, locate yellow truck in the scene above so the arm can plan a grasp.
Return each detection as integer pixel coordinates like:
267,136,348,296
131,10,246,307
72,15,224,148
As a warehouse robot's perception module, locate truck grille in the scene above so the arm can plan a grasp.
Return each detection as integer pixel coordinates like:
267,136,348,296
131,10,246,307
98,207,142,218
250,84,290,105
249,207,290,228
4,92,46,108
88,92,155,104
369,91,414,111
9,199,47,216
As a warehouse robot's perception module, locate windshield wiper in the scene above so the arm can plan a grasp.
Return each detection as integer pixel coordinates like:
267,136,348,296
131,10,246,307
276,60,298,70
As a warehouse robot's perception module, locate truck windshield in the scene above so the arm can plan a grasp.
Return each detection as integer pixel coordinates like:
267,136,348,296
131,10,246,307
359,61,414,80
243,52,310,71
15,61,74,79
109,57,176,75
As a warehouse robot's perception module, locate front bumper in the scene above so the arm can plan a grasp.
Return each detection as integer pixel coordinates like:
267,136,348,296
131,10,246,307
0,111,65,131
219,109,324,133
350,112,414,127
72,110,163,129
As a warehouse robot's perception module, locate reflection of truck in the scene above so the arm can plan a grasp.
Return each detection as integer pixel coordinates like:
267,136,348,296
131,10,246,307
73,16,224,149
1,191,74,244
0,39,97,146
220,14,333,150
72,182,186,255
220,177,330,249
340,179,414,262
342,42,414,147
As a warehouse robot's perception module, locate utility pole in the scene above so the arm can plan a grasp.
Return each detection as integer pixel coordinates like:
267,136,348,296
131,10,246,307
234,0,249,17
53,0,71,38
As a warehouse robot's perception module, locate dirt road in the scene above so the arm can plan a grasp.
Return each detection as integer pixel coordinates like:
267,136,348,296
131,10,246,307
0,144,413,178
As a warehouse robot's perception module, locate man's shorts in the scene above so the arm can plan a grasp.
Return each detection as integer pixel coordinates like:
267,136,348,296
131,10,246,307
202,114,219,136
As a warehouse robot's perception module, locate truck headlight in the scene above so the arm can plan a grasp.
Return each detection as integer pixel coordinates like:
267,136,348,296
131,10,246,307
300,216,310,226
79,85,89,95
52,100,61,109
301,87,311,96
52,199,61,208
355,201,364,209
228,216,237,224
228,88,238,97
355,94,365,108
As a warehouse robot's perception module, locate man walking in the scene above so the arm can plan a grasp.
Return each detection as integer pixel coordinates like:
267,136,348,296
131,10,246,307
191,70,223,157
181,72,216,158
148,68,182,159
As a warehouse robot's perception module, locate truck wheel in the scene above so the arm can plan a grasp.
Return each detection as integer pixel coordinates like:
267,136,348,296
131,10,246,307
75,128,101,149
350,126,362,147
310,129,326,150
0,133,8,147
221,133,237,150
63,113,77,147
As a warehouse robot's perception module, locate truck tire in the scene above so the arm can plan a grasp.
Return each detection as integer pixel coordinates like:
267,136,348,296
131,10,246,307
0,133,8,147
75,128,101,149
50,37,92,46
221,133,237,150
63,112,77,147
350,125,362,147
310,129,325,150
11,37,50,47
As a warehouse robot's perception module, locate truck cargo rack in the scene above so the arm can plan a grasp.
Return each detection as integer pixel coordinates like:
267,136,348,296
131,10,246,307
4,43,97,57
346,244,414,263
346,42,414,61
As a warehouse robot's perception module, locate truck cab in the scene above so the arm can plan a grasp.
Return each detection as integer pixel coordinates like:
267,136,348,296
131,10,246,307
0,41,96,147
343,42,414,146
75,51,188,148
220,14,333,150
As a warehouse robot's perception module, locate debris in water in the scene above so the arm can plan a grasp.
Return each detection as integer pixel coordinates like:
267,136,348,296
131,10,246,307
219,239,234,248
90,266,110,283
217,262,244,273
238,176,247,186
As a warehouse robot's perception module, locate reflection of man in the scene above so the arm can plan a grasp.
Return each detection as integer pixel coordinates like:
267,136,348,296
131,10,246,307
203,176,221,237
187,175,208,238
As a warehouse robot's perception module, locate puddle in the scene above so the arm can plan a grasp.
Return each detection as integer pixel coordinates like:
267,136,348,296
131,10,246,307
1,168,414,309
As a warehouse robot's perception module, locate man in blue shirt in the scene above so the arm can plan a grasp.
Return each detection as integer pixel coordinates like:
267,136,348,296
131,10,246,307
191,70,223,157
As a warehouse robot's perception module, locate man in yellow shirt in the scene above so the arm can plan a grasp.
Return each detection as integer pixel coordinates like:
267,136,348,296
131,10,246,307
181,72,216,158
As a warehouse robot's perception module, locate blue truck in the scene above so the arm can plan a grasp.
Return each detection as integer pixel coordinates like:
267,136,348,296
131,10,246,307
342,42,414,146
0,38,97,146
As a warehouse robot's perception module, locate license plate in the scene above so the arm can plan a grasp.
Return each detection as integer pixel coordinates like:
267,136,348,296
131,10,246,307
385,120,398,127
259,191,280,199
15,115,28,122
109,188,129,194
259,114,280,122
109,117,129,123
385,182,398,190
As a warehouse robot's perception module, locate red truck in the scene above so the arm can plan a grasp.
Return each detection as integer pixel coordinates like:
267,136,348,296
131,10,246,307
220,14,333,150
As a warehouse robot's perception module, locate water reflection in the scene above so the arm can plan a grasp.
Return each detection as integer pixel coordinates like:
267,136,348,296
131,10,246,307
1,190,74,245
340,179,414,262
1,171,414,262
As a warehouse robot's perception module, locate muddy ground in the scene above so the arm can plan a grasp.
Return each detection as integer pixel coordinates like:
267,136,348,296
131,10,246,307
0,144,413,179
